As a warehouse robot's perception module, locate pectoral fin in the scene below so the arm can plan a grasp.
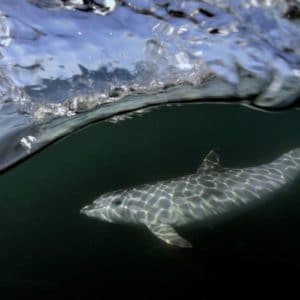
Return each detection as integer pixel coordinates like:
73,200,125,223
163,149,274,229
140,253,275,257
147,223,192,248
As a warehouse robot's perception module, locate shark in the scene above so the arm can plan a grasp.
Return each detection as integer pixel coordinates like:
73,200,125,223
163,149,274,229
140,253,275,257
80,148,300,248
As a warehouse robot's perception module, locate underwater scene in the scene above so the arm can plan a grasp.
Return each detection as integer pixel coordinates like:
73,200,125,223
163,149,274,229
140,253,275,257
0,0,300,298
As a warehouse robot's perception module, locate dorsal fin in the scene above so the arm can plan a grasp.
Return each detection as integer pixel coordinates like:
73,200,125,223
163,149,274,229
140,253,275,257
197,150,221,173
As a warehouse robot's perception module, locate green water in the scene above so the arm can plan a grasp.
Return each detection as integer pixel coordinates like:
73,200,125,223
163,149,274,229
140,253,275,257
0,103,300,297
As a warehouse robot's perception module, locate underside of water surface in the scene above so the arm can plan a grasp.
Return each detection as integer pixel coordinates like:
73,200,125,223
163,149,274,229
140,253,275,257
0,0,300,171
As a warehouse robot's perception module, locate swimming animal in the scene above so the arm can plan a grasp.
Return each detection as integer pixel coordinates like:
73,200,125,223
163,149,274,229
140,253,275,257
80,148,300,248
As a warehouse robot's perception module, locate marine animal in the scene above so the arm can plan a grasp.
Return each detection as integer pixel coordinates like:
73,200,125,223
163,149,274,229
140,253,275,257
81,148,300,247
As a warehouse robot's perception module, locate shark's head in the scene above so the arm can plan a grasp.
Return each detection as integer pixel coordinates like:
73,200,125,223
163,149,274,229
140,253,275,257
80,189,145,224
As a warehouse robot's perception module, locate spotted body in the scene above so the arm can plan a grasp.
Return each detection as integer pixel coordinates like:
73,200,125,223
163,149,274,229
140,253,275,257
81,148,300,247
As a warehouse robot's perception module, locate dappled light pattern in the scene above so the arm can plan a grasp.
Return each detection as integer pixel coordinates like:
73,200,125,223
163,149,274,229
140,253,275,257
81,148,300,247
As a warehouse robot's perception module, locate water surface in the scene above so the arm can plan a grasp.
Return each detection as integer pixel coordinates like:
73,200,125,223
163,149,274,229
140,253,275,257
0,0,300,172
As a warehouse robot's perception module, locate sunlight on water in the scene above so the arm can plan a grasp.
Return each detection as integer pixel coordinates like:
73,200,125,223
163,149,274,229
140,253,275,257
0,1,300,296
0,0,299,171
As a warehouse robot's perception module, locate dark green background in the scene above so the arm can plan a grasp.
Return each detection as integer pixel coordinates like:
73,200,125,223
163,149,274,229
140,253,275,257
0,104,299,298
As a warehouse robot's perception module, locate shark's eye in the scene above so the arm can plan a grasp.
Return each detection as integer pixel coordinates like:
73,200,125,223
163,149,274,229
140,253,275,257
113,199,122,206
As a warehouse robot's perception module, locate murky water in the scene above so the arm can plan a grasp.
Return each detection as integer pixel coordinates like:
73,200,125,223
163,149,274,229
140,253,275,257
0,0,300,297
0,103,300,297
